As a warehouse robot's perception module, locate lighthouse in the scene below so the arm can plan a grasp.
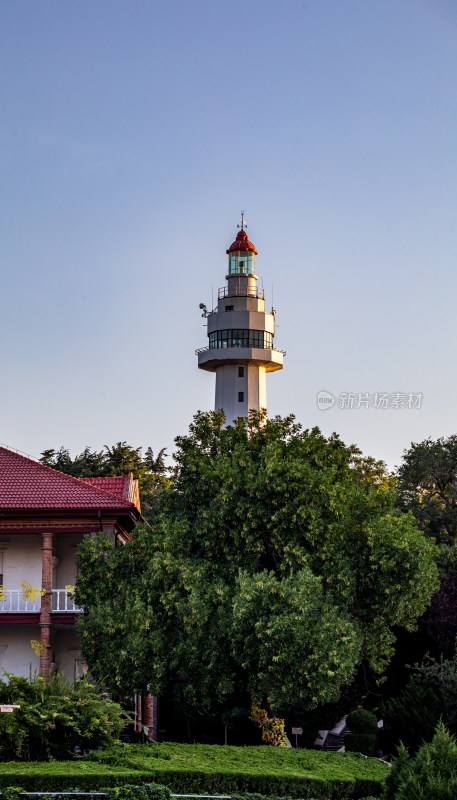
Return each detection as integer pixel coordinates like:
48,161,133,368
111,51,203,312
196,215,285,426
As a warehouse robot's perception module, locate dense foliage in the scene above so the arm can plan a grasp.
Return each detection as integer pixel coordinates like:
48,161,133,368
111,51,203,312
410,652,457,730
382,676,444,753
1,786,171,800
86,741,387,797
372,440,457,732
75,412,438,715
40,442,169,524
381,722,457,800
396,435,457,544
0,741,388,796
345,708,378,756
0,672,127,761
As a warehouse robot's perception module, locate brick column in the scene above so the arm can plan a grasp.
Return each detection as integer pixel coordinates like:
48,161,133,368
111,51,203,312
143,694,158,741
39,532,53,682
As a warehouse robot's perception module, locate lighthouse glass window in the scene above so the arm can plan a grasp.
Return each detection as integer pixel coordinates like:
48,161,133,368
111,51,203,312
229,253,254,275
209,330,273,350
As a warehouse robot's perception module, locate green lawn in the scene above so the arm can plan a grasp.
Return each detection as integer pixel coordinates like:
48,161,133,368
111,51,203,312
92,741,388,781
0,742,389,798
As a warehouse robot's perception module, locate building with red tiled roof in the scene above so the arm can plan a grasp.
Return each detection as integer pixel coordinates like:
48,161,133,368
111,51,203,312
83,476,141,510
0,446,142,684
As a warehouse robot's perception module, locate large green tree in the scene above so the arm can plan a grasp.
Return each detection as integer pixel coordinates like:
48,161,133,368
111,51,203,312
75,412,438,713
396,435,457,544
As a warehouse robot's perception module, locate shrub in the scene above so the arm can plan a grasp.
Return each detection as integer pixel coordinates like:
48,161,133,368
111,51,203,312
0,671,128,761
382,676,444,753
104,784,171,800
381,721,457,799
345,708,378,757
411,653,457,729
0,785,171,800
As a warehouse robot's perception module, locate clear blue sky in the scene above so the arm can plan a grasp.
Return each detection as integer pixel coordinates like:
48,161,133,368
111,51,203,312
1,0,456,470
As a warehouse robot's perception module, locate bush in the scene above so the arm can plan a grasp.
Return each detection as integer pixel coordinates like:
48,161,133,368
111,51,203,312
345,708,378,757
381,721,457,799
382,676,444,753
104,784,171,800
411,653,457,729
0,785,171,800
0,671,128,761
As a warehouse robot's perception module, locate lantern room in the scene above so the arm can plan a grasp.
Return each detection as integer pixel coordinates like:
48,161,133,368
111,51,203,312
226,220,258,278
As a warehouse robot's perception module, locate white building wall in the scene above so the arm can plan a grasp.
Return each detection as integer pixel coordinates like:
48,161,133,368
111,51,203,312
0,533,86,683
0,625,40,676
247,364,267,411
0,626,83,682
215,364,266,426
0,532,86,592
1,535,42,591
53,627,83,682
54,534,83,588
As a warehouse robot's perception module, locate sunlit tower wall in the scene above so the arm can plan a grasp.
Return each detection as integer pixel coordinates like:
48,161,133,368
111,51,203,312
196,218,285,426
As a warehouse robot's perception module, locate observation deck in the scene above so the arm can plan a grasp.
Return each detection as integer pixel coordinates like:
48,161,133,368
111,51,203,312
196,344,285,373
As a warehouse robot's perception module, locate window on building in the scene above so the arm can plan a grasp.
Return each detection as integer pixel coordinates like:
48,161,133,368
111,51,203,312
238,366,244,377
228,253,255,275
238,392,244,402
225,305,234,311
0,552,3,586
209,329,273,350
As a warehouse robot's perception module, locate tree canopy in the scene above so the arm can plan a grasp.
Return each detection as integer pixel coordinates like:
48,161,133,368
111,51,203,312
40,442,169,524
396,435,457,544
74,412,438,713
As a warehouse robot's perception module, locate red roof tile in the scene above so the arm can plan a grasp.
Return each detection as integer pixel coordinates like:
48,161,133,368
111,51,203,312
0,447,137,511
83,476,130,500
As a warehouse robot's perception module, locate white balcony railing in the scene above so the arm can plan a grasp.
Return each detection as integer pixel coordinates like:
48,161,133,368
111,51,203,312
0,590,42,612
52,589,81,613
0,589,81,613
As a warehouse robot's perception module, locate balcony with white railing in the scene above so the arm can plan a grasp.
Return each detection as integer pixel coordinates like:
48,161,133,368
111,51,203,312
0,589,82,614
52,588,82,613
0,590,42,613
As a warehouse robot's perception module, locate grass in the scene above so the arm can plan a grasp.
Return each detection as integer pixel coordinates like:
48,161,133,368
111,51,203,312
90,741,388,783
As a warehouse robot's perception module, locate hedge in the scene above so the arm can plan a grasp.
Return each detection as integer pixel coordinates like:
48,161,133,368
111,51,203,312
0,769,382,799
0,742,388,798
0,774,157,793
0,794,380,800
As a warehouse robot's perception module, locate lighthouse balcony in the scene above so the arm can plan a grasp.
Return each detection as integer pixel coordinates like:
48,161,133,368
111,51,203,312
196,345,285,373
218,285,264,301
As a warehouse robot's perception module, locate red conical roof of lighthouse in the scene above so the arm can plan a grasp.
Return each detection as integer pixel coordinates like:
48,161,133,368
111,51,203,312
226,228,258,255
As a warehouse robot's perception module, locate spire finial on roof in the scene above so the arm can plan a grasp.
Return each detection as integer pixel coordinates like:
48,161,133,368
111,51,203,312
237,210,246,232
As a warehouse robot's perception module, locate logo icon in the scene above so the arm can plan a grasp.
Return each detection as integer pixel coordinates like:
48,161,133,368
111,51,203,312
317,391,335,411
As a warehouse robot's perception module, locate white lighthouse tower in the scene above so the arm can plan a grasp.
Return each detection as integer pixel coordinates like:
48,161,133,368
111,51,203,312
196,215,285,426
